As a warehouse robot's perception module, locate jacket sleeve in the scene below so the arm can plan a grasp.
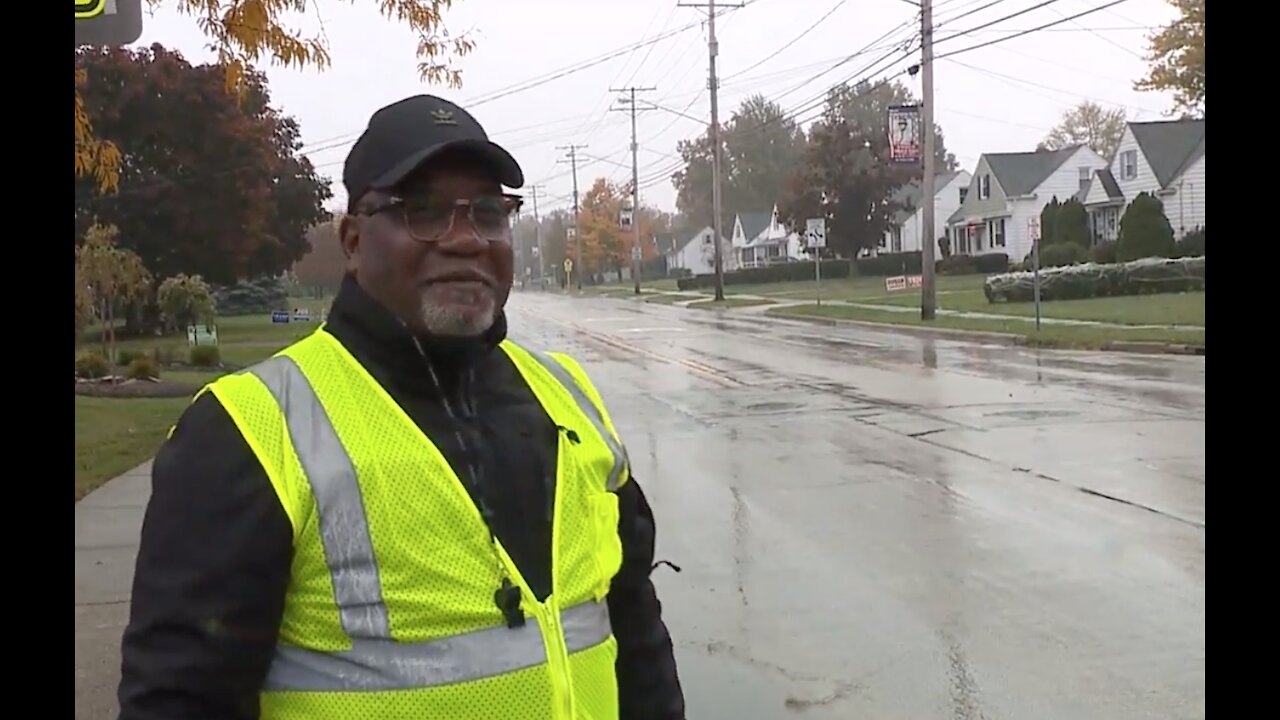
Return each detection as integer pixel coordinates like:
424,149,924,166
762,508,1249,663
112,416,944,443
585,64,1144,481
608,476,687,720
117,392,294,720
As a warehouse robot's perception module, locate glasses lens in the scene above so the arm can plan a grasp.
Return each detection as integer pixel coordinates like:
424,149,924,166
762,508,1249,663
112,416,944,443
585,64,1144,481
471,196,512,238
402,197,454,239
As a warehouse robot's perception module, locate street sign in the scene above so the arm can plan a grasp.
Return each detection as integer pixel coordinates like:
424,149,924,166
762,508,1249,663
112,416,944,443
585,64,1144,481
563,258,574,274
631,246,642,261
566,227,577,240
887,104,922,165
1027,217,1041,241
75,0,143,47
805,217,827,249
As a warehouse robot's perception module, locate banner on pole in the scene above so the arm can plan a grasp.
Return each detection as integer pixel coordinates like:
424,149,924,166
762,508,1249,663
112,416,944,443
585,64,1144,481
887,104,922,165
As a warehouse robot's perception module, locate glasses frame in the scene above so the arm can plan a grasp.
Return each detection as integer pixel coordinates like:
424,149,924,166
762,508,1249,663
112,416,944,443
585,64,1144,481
359,193,525,243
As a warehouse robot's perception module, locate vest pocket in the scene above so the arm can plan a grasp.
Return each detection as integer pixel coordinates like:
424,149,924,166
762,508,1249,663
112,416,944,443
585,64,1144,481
589,492,623,600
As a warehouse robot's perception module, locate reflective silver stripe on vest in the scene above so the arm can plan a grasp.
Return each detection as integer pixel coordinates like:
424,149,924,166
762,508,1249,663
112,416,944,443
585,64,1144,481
264,599,612,692
526,351,629,491
250,356,392,640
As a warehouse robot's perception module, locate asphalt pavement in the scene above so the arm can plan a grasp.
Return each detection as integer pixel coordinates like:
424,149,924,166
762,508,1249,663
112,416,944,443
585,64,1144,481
74,290,1206,720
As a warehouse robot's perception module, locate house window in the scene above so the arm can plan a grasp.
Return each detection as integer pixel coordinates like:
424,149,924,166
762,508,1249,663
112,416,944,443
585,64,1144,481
978,175,991,200
959,187,968,204
990,218,1006,247
891,225,902,253
1121,150,1137,180
1078,167,1091,194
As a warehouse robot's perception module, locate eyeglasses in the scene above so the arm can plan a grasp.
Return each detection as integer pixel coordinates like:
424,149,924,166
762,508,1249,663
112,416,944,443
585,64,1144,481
359,193,524,243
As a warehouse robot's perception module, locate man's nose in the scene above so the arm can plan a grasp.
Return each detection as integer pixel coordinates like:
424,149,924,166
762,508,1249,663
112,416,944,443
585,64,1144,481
434,209,488,254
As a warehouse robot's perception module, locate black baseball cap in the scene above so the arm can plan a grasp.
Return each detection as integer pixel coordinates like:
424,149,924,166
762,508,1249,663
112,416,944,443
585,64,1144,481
342,95,524,210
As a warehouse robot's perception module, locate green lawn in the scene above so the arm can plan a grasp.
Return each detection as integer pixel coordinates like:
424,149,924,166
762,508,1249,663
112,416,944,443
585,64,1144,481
644,293,702,305
75,395,192,500
768,303,1206,350
862,288,1205,327
687,297,778,310
75,301,331,500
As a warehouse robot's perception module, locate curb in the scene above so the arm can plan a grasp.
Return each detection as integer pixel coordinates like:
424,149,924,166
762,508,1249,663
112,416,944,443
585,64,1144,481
763,309,1023,345
1100,340,1205,356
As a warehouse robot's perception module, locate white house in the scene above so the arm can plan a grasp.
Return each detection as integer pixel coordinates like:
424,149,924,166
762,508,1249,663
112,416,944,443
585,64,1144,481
731,206,804,268
881,170,972,253
663,226,731,276
1081,118,1204,243
946,145,1107,261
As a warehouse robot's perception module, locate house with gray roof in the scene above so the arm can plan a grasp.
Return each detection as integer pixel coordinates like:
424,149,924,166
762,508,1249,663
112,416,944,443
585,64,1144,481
662,226,730,275
881,170,971,253
946,144,1107,261
1081,118,1204,243
731,206,803,268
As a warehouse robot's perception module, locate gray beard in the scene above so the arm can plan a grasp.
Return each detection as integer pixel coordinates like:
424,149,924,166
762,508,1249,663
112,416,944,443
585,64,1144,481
417,295,497,337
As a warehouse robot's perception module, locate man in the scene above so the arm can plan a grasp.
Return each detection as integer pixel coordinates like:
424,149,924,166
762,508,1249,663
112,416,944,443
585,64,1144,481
118,94,686,720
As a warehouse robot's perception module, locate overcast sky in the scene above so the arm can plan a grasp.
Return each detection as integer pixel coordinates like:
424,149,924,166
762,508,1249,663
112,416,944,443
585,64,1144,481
135,0,1179,216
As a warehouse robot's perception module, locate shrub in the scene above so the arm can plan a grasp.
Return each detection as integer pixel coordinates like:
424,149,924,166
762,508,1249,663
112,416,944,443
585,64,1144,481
151,346,178,366
984,256,1204,303
973,252,1010,274
125,355,160,380
211,276,289,316
1039,242,1089,268
1091,242,1118,264
1117,193,1175,261
855,251,922,277
936,254,976,275
189,345,222,368
675,259,852,291
117,349,142,366
1176,226,1204,257
75,353,110,379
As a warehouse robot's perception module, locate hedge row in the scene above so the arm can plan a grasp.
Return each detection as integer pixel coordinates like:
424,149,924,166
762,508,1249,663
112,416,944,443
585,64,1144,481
983,256,1205,303
212,276,289,316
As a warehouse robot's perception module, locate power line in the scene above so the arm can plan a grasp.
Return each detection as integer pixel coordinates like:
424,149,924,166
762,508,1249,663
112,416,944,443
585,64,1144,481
722,0,848,81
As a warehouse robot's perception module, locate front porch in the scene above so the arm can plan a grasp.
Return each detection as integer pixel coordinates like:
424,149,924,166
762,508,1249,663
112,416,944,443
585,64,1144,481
946,216,1009,255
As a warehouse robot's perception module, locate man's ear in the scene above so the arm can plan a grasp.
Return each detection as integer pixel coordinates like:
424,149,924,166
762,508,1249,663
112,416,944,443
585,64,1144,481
339,214,359,273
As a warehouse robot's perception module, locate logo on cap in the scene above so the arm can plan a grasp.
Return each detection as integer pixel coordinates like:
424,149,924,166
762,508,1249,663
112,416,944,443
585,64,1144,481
431,108,458,126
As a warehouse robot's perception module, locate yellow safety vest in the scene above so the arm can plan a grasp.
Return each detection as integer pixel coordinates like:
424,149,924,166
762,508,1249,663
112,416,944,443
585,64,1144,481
203,327,631,720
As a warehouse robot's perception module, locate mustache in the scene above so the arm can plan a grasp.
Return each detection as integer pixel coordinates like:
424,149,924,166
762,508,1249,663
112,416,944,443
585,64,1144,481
421,269,496,287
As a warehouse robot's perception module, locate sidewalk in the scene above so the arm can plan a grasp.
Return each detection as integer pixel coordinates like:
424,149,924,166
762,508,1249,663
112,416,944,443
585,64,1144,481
75,461,151,720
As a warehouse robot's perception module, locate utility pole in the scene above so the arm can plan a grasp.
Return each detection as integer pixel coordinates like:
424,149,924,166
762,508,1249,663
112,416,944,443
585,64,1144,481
610,85,656,296
920,0,938,321
556,144,588,290
680,0,741,302
529,184,545,289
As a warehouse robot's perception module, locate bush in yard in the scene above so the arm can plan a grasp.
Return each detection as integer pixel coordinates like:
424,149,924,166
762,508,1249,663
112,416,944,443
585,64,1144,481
75,353,110,379
973,252,1010,274
211,276,289,316
1117,193,1175,261
125,355,160,380
936,254,976,275
189,345,222,368
1176,226,1204,257
117,349,143,366
983,256,1204,303
1039,242,1089,268
675,259,852,291
1091,241,1118,264
856,251,922,277
1054,200,1091,249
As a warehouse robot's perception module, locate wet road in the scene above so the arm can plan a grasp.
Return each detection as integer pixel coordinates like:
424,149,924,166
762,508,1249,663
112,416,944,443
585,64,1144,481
507,291,1205,720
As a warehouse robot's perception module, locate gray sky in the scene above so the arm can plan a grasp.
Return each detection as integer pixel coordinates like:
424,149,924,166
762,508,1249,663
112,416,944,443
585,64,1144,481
136,0,1178,216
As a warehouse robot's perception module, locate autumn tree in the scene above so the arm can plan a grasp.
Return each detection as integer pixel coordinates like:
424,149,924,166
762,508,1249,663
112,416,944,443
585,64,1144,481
1135,0,1205,117
157,274,217,332
74,0,475,193
74,44,332,289
673,95,808,232
778,80,957,260
577,179,626,277
76,224,152,368
1038,101,1127,160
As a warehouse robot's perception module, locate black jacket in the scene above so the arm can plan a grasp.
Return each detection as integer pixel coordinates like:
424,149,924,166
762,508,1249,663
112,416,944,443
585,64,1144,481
117,276,685,720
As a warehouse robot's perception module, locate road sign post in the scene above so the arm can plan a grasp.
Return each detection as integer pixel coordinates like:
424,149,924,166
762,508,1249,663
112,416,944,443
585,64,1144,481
1027,216,1042,332
805,218,827,307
